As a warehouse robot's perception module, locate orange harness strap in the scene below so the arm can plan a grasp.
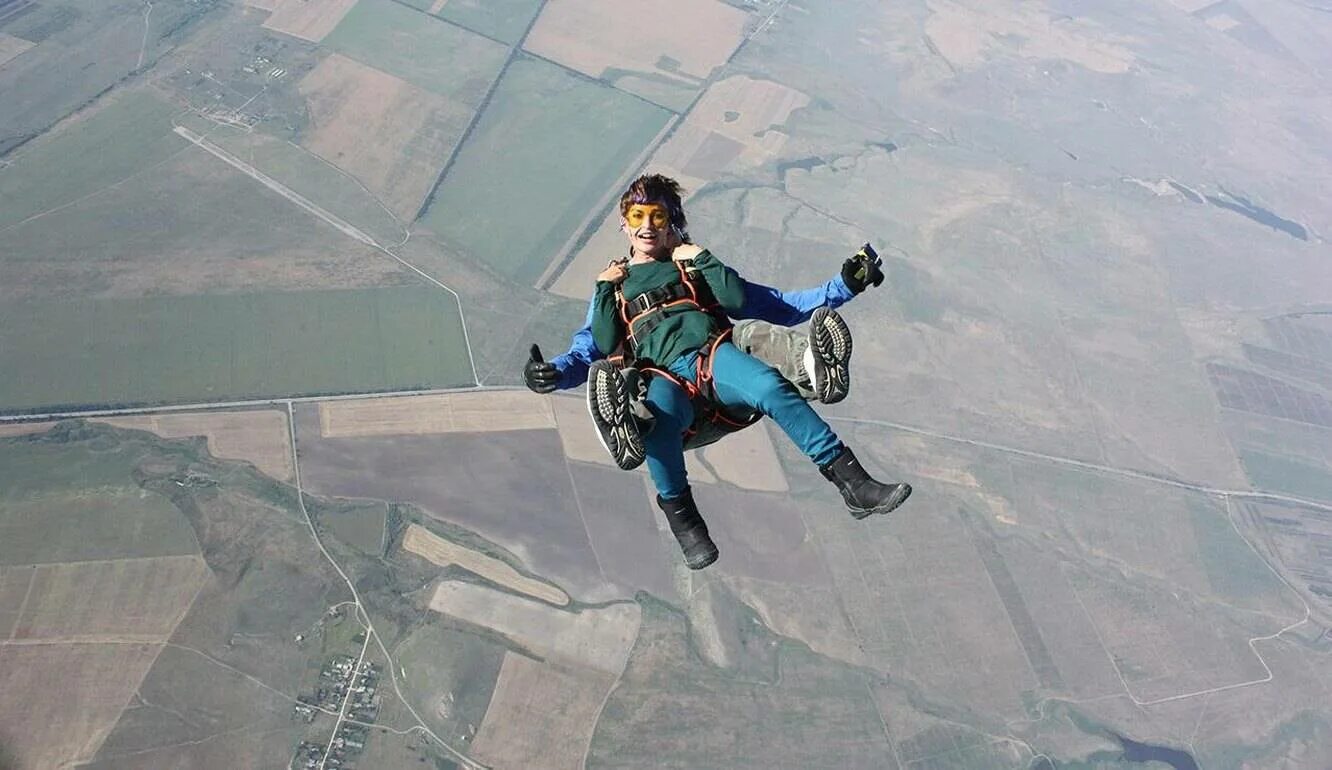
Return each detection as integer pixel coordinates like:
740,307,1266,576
639,328,761,439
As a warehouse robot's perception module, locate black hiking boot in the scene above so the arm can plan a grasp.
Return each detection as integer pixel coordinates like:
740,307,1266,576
587,360,646,471
657,489,719,570
819,446,912,519
806,307,853,404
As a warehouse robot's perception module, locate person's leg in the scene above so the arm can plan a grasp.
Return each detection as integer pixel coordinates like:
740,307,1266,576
732,310,854,405
707,342,911,518
707,342,843,467
641,373,718,570
732,321,815,400
641,374,693,499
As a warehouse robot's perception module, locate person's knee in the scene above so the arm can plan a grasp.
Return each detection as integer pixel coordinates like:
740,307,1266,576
645,379,693,430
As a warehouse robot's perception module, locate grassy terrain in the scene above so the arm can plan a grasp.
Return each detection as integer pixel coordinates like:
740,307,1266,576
0,286,473,412
315,498,388,556
1,143,415,301
431,0,542,44
323,0,508,98
394,619,505,744
0,0,209,157
1240,449,1332,503
0,431,198,564
586,597,894,769
421,55,671,285
0,90,185,229
1188,497,1287,601
177,115,407,247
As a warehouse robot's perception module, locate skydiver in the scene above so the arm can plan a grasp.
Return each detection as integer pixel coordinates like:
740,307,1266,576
526,174,911,571
524,241,887,407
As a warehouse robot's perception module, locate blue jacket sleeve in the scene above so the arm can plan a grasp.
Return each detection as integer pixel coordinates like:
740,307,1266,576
550,300,602,390
734,274,856,326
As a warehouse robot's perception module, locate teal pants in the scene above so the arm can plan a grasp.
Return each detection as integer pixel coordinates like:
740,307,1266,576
645,342,842,499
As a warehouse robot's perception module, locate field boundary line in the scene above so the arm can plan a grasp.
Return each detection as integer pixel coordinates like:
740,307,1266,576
174,126,377,247
8,567,36,640
175,125,478,384
826,415,1332,514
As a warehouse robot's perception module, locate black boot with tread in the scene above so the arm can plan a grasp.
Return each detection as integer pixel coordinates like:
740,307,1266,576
820,446,912,519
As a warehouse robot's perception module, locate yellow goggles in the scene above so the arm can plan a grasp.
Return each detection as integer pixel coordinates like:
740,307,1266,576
624,204,671,230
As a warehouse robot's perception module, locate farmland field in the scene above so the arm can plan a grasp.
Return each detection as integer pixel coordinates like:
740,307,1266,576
1,143,417,302
323,0,508,98
181,117,409,247
431,0,541,44
525,0,748,111
298,53,476,220
0,436,198,564
0,90,185,230
0,286,474,412
420,55,672,284
13,555,207,640
0,0,207,156
96,408,294,481
0,644,161,768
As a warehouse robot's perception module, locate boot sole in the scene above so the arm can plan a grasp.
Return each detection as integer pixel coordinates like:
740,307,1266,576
810,307,852,405
849,483,912,520
685,544,720,570
587,361,646,471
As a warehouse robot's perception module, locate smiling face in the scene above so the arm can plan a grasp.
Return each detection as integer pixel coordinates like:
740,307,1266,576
621,203,675,259
618,174,689,261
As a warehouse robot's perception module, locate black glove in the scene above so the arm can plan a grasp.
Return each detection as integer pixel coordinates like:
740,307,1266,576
841,243,885,294
524,344,559,394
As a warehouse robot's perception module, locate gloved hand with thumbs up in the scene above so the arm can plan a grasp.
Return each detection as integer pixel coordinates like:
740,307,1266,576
524,344,560,394
840,243,885,295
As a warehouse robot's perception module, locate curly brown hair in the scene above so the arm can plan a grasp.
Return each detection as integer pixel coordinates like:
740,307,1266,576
619,173,690,241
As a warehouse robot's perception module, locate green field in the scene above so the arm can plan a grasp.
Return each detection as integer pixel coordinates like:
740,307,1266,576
317,499,388,556
176,116,407,247
395,620,504,740
0,435,198,564
431,0,542,44
324,0,508,98
422,55,672,285
0,287,474,412
1188,497,1287,603
0,91,185,229
1241,449,1332,503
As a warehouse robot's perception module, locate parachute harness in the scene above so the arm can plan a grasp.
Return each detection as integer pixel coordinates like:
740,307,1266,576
613,260,761,441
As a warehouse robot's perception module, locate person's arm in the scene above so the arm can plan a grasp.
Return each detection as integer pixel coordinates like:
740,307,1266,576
682,247,747,313
590,280,624,357
548,302,603,390
734,277,856,326
722,243,887,326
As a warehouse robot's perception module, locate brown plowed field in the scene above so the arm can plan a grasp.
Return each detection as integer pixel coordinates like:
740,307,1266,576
12,555,207,642
98,409,292,481
299,53,475,220
262,0,359,42
403,523,570,606
0,643,159,768
471,652,615,770
318,391,556,438
526,0,747,82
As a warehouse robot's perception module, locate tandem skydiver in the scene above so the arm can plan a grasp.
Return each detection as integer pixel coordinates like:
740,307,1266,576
524,174,911,570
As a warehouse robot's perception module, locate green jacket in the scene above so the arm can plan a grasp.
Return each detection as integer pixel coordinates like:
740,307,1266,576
591,250,746,367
